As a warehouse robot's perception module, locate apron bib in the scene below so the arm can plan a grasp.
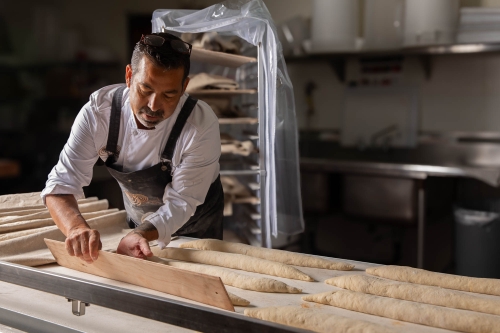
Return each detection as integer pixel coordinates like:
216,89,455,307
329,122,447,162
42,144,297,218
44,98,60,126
102,85,223,239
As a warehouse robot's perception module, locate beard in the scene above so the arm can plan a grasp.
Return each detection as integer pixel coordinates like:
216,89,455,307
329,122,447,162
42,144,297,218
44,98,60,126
136,106,165,128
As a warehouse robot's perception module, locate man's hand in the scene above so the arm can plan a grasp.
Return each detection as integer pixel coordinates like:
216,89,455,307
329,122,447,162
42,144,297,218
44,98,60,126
45,194,102,264
117,231,153,259
66,226,102,263
116,221,158,259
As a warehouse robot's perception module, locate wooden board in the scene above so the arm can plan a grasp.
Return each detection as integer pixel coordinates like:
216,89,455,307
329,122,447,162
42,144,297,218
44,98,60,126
44,239,234,312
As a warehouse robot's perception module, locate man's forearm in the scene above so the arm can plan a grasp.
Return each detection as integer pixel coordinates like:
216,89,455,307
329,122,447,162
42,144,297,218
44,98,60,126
132,221,159,241
45,194,89,236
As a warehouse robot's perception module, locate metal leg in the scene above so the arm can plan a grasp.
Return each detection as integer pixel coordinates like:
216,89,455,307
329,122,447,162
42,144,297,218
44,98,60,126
68,299,89,316
417,183,425,268
0,307,82,333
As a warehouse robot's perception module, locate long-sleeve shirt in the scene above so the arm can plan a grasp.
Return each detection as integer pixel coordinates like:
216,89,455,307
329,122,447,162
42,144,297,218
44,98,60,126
41,84,221,246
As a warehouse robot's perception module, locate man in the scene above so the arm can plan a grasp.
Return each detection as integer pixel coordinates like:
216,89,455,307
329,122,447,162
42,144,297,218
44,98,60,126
42,32,224,264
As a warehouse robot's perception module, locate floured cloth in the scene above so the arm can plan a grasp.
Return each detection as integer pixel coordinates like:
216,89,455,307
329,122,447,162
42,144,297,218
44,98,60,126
0,199,109,223
0,192,44,211
186,73,238,92
0,192,97,213
0,211,130,267
0,209,119,234
0,225,57,242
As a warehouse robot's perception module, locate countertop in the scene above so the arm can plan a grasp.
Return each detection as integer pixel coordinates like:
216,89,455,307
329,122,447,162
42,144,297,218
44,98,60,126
2,237,499,332
300,157,500,187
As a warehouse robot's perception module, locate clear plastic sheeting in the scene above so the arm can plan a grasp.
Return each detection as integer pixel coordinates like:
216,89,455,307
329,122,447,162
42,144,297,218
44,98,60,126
152,0,304,241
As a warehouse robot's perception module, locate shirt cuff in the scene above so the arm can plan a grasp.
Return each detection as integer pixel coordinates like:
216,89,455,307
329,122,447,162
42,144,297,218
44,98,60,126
146,213,173,249
40,185,86,206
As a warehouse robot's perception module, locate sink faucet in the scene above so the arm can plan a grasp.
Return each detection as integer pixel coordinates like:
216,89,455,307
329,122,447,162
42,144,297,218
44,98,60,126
370,124,400,148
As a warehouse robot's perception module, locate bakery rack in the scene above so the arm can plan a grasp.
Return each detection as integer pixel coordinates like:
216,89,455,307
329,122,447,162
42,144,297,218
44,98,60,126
188,45,266,247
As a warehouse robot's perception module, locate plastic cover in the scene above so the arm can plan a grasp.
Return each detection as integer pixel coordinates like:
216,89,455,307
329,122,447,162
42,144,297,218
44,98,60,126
152,0,304,241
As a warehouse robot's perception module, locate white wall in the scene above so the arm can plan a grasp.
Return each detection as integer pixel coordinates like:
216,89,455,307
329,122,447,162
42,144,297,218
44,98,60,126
288,53,500,132
280,0,500,132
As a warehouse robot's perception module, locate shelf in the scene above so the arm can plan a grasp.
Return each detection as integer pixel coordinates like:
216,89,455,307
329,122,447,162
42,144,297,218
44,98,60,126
286,42,500,61
285,42,500,81
248,182,260,190
188,89,257,96
233,196,260,205
218,117,258,125
191,47,257,68
220,170,260,176
242,228,261,247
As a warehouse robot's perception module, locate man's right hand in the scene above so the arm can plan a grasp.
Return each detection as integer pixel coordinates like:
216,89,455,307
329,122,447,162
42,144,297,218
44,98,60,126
45,194,103,264
66,226,102,263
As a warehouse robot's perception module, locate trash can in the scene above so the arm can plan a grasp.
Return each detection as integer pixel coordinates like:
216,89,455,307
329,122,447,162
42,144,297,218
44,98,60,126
454,200,500,278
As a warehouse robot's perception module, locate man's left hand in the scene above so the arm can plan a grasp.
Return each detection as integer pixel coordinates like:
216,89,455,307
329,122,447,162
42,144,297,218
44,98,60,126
117,231,153,259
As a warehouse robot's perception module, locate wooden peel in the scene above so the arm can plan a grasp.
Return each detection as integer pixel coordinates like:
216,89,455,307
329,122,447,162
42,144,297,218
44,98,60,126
44,239,234,311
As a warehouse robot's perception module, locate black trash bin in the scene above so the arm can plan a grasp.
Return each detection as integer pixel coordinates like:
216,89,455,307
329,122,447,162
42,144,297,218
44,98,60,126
454,200,500,278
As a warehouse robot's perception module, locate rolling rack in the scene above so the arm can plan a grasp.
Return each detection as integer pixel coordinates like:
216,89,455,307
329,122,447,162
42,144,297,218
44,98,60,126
152,0,305,248
187,45,266,247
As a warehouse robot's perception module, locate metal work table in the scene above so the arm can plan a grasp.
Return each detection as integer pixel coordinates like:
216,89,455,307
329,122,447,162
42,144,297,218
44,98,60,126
2,237,498,332
300,157,500,269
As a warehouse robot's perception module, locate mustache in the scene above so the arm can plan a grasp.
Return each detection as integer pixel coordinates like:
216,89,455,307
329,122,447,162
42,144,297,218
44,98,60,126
139,106,164,118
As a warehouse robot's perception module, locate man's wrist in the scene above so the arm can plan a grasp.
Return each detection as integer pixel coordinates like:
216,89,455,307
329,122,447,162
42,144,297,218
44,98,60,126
67,218,91,235
132,221,159,241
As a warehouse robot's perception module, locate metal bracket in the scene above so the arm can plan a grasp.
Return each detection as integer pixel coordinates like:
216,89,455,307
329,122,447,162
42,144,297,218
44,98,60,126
67,299,90,316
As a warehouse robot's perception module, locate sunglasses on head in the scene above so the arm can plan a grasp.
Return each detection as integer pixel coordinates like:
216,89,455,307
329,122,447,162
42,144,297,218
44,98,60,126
139,34,192,56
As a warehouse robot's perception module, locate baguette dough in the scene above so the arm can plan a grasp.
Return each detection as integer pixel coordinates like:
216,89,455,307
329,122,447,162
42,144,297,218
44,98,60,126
149,257,302,293
244,306,396,333
302,290,500,333
180,239,354,271
326,274,500,316
228,292,250,306
367,265,500,296
152,247,314,281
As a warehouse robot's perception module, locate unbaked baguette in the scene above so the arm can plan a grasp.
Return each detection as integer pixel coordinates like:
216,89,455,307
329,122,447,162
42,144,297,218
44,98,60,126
244,306,396,333
152,247,314,281
303,290,500,333
366,265,500,296
149,257,302,293
326,274,500,316
180,239,354,270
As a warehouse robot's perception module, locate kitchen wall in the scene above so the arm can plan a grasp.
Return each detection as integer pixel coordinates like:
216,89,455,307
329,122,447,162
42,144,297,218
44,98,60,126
282,0,500,132
288,54,500,132
1,0,498,132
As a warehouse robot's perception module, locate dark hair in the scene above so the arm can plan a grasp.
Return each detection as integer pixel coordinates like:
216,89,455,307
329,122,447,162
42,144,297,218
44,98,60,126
130,32,190,82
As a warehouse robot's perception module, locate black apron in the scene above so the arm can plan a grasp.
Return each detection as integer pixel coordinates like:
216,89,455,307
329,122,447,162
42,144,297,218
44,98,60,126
103,85,224,239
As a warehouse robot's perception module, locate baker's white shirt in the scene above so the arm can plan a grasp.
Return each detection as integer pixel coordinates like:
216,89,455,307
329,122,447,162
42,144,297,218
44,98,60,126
41,84,221,247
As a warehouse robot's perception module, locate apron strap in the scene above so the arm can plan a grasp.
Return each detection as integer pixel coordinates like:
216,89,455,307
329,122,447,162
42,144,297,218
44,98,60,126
106,85,127,158
161,96,198,161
